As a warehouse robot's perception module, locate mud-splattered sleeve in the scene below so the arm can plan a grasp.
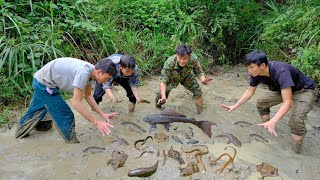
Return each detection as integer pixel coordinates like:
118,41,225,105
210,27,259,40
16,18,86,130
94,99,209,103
160,61,170,83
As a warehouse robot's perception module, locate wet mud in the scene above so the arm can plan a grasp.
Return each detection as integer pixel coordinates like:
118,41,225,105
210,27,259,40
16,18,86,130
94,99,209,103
1,67,320,179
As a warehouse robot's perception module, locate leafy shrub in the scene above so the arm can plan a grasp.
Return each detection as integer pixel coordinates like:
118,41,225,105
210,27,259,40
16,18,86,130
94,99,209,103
291,45,320,84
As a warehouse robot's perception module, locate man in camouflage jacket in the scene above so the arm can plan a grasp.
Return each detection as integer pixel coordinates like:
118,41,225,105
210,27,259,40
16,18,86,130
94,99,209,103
155,45,212,114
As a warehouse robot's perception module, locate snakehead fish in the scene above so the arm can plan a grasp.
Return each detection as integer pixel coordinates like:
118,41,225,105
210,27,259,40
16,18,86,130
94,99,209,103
143,108,215,138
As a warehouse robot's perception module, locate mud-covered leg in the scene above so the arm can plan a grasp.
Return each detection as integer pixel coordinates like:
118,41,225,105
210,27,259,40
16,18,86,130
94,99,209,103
15,80,48,139
181,76,203,114
195,96,203,114
44,95,78,143
289,89,315,153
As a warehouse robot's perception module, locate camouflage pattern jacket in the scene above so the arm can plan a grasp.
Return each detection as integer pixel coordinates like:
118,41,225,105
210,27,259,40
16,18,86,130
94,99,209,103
160,53,205,88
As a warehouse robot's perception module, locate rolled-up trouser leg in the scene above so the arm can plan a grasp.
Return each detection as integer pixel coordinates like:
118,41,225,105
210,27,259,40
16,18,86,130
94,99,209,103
93,81,105,105
289,89,316,136
256,91,283,116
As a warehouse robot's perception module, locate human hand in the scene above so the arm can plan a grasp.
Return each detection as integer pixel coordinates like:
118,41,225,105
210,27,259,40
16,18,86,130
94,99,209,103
95,121,114,136
201,76,213,85
257,120,278,136
219,104,237,112
157,98,166,106
102,112,119,122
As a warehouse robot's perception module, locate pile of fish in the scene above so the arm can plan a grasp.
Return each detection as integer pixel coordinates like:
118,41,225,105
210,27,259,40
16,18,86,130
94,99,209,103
80,107,278,179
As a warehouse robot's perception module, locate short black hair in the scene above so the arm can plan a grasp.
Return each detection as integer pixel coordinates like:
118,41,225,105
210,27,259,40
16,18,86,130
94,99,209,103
120,55,136,69
176,45,192,56
95,58,116,75
243,50,268,66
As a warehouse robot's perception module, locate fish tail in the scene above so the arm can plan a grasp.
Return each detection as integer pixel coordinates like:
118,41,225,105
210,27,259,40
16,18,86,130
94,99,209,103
194,121,214,138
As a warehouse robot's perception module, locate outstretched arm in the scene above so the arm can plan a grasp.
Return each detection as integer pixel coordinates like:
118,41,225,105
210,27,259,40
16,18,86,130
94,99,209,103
158,82,167,105
105,88,118,107
131,86,141,102
220,86,257,112
73,85,117,136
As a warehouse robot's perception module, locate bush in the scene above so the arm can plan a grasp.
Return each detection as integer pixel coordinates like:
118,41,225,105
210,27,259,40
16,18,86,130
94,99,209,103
291,45,320,84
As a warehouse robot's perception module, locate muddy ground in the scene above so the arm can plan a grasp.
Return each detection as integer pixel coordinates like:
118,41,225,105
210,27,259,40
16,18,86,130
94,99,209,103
1,67,320,180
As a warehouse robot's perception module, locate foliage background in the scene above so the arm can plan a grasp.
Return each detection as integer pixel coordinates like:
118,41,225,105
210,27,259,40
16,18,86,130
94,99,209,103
0,0,319,124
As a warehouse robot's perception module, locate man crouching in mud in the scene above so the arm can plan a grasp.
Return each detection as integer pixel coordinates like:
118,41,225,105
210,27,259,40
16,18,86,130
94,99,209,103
155,45,212,114
15,58,119,143
220,50,317,153
93,54,143,113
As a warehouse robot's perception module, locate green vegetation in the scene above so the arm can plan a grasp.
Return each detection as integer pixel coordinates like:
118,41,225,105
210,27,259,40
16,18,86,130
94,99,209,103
0,0,319,124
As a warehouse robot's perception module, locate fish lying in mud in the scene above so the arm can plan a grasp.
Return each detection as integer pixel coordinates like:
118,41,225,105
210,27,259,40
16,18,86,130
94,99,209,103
83,146,106,154
179,162,199,177
135,150,155,159
187,139,199,144
128,161,159,177
234,121,252,127
216,133,242,147
182,145,208,171
209,153,233,173
121,122,146,134
168,146,185,165
107,150,128,171
111,137,129,146
134,136,153,150
172,135,184,144
249,134,268,143
143,108,215,138
256,162,279,179
224,146,237,161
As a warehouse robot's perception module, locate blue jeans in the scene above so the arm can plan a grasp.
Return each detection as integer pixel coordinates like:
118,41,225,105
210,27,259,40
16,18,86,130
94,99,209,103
16,79,76,142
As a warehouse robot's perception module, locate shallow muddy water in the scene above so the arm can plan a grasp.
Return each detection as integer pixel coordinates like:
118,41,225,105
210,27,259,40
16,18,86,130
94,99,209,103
1,69,320,180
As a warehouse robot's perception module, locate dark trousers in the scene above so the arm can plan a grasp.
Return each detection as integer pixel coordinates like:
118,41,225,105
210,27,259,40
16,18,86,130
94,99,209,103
93,77,136,104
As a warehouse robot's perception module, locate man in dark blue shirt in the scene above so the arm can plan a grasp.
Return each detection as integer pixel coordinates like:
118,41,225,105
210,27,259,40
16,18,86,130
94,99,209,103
220,50,317,154
93,54,142,113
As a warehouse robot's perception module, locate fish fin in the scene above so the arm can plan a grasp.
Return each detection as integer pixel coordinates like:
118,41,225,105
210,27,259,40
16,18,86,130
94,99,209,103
194,121,214,138
149,124,157,133
164,123,171,131
161,107,187,117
